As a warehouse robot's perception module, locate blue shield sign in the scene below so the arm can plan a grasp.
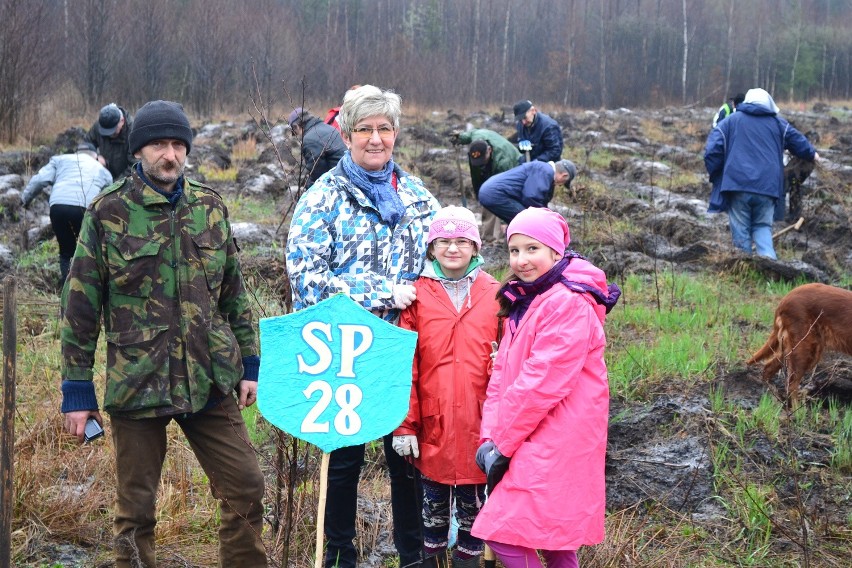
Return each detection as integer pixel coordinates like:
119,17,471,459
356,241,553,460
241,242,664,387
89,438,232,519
258,294,417,453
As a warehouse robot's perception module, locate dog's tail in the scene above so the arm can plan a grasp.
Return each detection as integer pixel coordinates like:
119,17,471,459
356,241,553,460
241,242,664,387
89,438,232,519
747,317,782,365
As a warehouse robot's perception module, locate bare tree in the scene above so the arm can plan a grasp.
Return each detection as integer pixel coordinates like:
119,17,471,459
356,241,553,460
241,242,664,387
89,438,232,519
2,0,852,131
0,0,54,142
472,0,481,100
183,0,239,116
68,0,131,107
500,1,511,102
788,0,804,102
135,0,172,103
599,0,609,108
723,0,735,98
681,0,688,104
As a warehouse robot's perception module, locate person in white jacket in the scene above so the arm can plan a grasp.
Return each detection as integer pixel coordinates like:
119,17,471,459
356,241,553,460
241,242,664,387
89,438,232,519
21,142,113,287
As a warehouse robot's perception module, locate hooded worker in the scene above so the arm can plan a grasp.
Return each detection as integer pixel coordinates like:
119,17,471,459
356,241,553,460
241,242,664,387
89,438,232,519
704,88,819,259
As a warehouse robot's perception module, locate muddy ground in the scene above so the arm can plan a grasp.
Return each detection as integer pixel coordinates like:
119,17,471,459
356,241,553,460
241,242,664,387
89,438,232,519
1,102,851,566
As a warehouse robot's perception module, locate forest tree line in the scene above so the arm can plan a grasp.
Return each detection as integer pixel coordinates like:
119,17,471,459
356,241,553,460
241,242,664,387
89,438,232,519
2,0,851,142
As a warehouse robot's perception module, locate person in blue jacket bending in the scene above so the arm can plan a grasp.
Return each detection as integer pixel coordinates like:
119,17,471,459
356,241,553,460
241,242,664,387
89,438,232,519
479,159,576,224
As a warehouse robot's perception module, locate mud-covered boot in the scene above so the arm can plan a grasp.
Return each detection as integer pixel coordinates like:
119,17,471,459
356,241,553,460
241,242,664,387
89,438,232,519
451,554,480,568
421,552,449,568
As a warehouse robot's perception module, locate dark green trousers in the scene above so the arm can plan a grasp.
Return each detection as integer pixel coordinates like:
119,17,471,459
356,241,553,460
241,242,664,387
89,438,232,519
110,394,267,567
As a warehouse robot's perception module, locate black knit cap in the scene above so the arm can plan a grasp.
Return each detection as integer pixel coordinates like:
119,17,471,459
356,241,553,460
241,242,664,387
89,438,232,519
129,100,193,155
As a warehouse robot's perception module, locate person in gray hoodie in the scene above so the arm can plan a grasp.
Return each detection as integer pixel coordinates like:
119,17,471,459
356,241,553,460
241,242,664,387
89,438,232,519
21,142,113,287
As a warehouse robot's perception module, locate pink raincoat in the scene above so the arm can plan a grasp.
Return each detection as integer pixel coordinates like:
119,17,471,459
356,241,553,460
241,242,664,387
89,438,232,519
471,258,610,549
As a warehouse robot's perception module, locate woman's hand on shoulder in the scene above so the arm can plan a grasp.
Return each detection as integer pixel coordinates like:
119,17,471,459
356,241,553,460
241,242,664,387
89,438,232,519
392,284,417,309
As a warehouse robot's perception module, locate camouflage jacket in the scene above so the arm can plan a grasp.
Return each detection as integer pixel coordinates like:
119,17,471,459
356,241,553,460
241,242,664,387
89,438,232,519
61,172,257,418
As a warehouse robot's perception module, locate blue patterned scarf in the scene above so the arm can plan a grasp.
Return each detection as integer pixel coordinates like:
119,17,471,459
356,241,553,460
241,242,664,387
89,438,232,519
340,151,406,226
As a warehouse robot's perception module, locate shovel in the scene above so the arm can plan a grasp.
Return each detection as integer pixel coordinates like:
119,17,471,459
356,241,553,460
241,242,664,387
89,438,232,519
772,216,804,239
519,140,532,163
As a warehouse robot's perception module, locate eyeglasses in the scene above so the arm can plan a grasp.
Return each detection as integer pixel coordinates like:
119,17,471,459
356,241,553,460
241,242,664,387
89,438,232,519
351,125,396,140
433,238,474,250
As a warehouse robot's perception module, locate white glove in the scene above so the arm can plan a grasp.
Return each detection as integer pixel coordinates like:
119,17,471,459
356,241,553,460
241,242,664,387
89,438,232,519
392,284,417,310
392,435,419,458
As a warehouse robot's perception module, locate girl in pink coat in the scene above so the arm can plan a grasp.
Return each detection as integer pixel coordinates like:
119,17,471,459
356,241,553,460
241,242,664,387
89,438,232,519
471,207,616,568
392,206,501,568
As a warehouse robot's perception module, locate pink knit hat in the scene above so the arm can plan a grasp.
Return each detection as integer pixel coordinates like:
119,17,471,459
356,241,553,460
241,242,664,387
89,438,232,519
506,207,570,254
427,206,481,247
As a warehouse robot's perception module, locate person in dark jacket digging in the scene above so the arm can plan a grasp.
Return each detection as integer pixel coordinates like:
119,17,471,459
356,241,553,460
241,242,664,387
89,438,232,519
450,128,521,243
85,103,136,180
289,107,348,185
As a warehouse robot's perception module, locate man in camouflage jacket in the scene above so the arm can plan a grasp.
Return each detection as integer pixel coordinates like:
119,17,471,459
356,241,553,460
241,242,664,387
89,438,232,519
60,100,267,567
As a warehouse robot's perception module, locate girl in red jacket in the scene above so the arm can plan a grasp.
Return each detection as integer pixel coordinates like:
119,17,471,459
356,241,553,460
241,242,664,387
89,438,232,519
392,206,501,568
472,207,616,568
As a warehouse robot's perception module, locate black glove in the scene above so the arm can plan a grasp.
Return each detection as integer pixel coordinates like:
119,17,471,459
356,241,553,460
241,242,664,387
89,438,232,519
487,453,511,495
475,440,495,473
449,131,461,146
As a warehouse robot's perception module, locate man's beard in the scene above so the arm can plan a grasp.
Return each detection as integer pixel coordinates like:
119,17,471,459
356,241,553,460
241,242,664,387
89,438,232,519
144,159,184,188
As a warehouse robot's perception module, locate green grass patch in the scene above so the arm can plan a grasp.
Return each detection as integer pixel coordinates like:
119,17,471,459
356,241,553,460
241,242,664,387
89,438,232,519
584,147,622,171
227,195,282,227
16,239,57,270
605,271,791,400
830,408,852,472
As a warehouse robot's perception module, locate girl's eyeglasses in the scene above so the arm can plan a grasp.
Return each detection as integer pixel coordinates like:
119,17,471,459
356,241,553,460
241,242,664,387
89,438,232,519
433,239,473,250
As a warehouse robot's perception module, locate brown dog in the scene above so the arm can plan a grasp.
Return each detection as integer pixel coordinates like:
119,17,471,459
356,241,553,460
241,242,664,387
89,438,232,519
747,283,852,405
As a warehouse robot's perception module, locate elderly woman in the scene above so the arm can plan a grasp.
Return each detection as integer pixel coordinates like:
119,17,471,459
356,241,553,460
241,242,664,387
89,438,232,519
286,85,440,568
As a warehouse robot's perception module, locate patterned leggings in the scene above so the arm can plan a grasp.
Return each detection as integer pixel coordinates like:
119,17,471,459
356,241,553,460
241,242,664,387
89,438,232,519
421,475,485,559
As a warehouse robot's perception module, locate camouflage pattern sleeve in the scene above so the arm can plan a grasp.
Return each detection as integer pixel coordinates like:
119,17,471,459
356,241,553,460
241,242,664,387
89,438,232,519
61,209,107,382
218,210,257,358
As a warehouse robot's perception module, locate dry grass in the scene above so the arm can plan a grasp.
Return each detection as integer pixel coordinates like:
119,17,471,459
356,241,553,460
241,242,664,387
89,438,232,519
232,138,258,165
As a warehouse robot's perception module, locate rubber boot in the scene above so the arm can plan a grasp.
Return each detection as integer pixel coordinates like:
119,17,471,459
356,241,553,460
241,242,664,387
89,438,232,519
422,552,449,568
451,554,481,568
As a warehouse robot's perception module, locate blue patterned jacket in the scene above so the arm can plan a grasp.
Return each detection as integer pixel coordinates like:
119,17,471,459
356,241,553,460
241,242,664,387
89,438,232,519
286,161,440,322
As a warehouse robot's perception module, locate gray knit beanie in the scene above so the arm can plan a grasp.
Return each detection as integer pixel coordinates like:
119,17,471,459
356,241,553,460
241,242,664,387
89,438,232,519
129,100,193,155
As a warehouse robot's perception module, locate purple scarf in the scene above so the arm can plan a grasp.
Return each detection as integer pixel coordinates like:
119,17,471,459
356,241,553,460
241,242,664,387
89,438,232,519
501,256,572,327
